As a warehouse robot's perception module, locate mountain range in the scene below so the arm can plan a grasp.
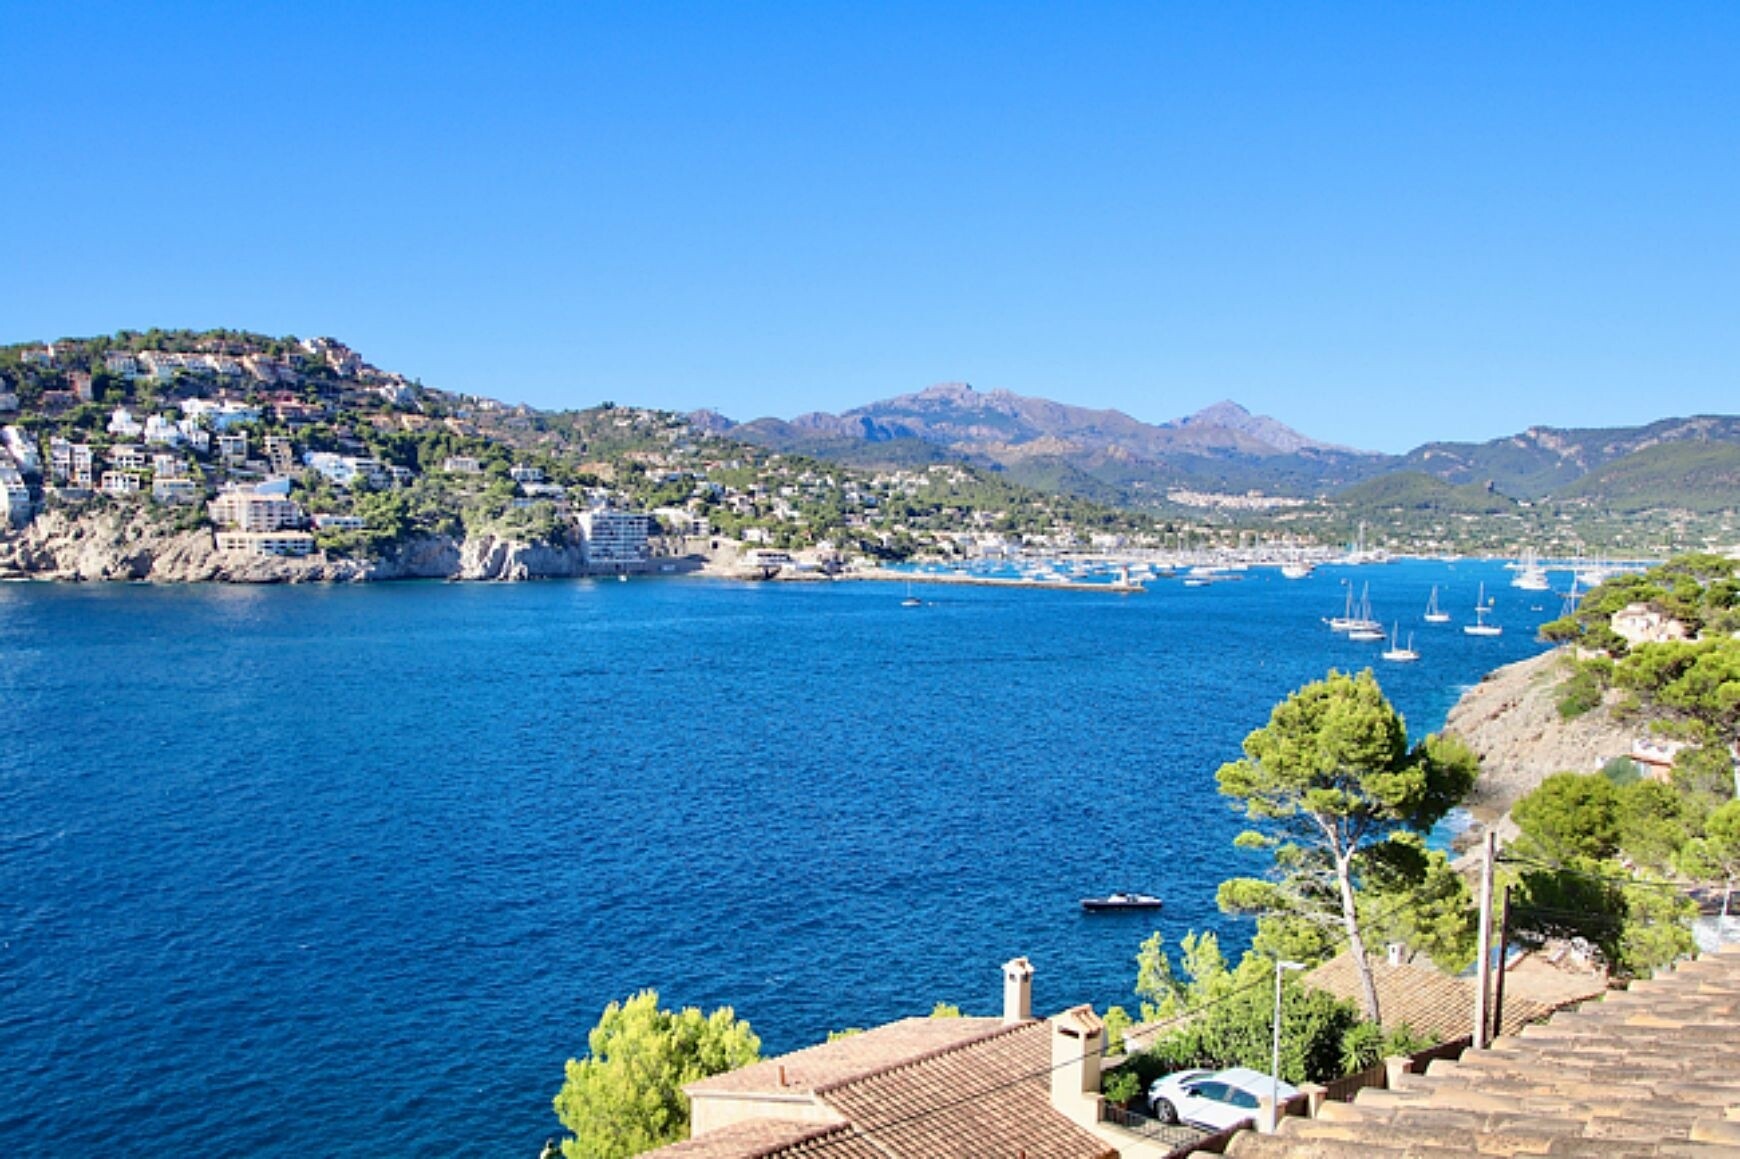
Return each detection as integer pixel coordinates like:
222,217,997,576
693,384,1740,515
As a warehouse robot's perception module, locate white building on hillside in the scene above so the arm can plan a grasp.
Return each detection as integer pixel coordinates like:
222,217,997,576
209,489,305,532
214,530,316,557
303,452,389,489
180,398,261,430
152,478,198,504
579,508,651,566
108,407,144,438
1,462,30,526
143,414,185,446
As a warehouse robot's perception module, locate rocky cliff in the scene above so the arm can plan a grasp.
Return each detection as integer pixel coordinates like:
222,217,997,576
1443,649,1638,835
0,508,604,583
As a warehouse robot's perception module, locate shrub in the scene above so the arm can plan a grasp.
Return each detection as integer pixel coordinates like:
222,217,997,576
1557,667,1604,720
1101,1069,1141,1106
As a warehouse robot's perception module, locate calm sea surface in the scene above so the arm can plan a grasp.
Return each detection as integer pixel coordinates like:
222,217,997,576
0,561,1560,1156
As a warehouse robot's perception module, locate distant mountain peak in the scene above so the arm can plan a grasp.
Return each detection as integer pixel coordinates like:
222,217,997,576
1166,399,1350,455
914,381,977,399
1180,400,1252,424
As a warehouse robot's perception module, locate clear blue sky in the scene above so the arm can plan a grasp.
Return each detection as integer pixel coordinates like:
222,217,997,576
6,2,1736,452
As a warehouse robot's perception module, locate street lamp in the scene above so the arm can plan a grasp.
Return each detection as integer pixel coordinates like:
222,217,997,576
1270,959,1305,1132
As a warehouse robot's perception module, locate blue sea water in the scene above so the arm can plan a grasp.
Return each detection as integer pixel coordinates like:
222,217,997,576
0,561,1560,1156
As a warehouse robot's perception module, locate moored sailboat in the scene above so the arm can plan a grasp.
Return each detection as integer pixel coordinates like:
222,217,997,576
1464,583,1502,636
1423,585,1451,624
1328,582,1382,634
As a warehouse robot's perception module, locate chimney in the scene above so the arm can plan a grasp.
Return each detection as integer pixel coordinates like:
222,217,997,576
1002,956,1035,1024
1387,942,1405,967
1048,1005,1105,1128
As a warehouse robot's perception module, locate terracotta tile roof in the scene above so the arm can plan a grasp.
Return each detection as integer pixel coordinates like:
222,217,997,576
657,1018,1115,1159
644,1120,870,1159
686,1017,1007,1097
1225,944,1740,1157
818,1019,1115,1159
1301,949,1603,1042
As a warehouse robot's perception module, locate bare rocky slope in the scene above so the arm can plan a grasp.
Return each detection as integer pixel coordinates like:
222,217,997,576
1443,649,1637,840
0,508,602,583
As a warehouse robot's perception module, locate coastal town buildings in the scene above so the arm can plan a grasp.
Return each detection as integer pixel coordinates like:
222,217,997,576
579,508,651,566
2,426,41,475
209,489,305,533
180,398,261,430
1,462,30,526
108,407,144,438
213,530,316,556
262,436,296,475
108,445,149,472
152,478,198,503
303,451,391,489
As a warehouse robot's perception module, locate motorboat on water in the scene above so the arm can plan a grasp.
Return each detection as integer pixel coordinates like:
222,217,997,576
1081,892,1163,912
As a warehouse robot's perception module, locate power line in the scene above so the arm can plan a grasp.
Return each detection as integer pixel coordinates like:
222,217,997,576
1497,852,1696,894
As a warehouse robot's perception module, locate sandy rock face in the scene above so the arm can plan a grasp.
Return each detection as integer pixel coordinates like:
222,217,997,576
1443,649,1638,824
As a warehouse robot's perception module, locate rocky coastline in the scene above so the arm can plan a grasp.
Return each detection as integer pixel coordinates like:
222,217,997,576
1442,647,1637,846
0,508,701,584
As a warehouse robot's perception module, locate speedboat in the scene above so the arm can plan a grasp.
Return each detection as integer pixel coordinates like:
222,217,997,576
1081,892,1163,912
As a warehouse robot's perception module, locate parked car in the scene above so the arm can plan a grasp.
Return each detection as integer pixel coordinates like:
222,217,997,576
1146,1066,1300,1130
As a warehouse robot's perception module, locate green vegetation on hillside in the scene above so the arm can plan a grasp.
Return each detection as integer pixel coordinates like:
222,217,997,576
1333,471,1517,515
1553,441,1740,514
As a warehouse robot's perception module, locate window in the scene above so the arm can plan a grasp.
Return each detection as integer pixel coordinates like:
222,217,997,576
1189,1082,1229,1103
1226,1087,1260,1110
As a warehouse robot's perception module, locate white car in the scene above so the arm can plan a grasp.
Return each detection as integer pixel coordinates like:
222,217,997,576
1146,1066,1300,1130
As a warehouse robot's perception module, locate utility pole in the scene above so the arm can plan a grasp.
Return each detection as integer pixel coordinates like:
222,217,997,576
1269,959,1304,1133
1491,884,1513,1041
1473,829,1497,1050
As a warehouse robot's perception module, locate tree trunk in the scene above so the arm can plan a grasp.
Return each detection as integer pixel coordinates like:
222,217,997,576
1336,854,1382,1024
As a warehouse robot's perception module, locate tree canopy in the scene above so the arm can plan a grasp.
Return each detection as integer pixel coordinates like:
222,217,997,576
1506,772,1697,978
1216,669,1479,1022
552,990,760,1159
